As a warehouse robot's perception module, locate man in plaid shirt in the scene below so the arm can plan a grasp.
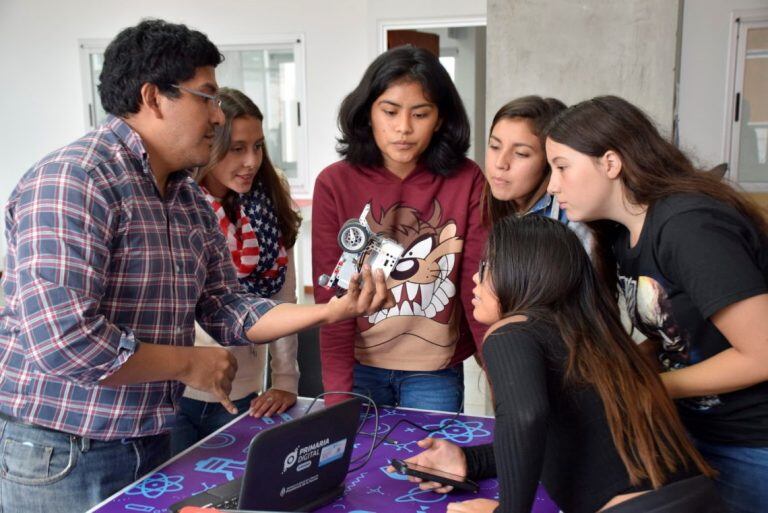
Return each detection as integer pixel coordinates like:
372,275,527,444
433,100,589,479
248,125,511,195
0,19,390,512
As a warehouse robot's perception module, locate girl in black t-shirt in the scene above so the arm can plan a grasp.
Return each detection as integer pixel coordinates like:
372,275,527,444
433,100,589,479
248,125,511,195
545,95,768,513
395,215,720,513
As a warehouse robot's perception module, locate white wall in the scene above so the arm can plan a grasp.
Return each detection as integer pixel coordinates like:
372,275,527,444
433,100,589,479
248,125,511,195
0,0,346,261
677,0,768,169
0,0,486,266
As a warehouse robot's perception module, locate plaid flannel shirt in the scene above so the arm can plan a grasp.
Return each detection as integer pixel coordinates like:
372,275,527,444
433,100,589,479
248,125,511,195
0,116,274,440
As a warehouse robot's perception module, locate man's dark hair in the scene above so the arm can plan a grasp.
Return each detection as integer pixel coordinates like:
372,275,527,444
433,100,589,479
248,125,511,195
98,19,223,116
336,45,470,176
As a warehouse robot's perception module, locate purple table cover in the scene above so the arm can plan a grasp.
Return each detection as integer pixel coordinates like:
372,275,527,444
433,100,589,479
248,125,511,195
88,398,560,513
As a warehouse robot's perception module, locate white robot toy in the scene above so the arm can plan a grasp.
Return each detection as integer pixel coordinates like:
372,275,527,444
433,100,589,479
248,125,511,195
317,204,404,291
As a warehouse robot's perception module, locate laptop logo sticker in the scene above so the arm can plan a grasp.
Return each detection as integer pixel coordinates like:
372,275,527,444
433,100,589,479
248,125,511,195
319,438,348,468
283,446,299,473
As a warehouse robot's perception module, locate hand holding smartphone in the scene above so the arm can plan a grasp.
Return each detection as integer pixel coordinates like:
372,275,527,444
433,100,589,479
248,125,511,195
390,458,479,493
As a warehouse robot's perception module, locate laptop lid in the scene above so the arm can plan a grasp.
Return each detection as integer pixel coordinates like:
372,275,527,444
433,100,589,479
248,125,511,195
238,398,362,511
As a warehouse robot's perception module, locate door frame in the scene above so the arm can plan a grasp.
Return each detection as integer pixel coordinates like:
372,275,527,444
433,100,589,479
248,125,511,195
378,16,486,54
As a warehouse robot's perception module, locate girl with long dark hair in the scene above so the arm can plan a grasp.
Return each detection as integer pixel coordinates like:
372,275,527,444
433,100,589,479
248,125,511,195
482,95,590,248
398,215,722,513
545,95,768,512
172,88,302,453
312,45,487,410
483,96,565,221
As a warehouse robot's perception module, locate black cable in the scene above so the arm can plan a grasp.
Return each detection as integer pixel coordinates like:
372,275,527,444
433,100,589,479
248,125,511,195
367,371,466,452
303,391,380,474
310,370,469,472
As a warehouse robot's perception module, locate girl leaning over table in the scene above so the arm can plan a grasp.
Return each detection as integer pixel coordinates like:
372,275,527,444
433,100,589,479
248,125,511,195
397,214,723,513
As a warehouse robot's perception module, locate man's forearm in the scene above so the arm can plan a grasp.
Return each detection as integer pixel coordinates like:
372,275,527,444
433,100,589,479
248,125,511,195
100,342,189,386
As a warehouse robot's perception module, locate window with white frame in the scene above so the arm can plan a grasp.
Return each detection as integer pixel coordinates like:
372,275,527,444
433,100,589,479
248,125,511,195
726,11,768,190
79,37,310,196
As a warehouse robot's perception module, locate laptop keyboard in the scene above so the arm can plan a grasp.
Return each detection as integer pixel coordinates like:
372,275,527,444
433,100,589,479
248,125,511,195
214,496,239,509
169,477,243,513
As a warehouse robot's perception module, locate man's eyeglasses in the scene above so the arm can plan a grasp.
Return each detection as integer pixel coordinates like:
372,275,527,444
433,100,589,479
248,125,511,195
478,259,487,283
171,84,222,109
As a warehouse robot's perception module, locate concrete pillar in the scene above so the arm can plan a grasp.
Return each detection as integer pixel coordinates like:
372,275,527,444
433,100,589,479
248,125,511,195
486,0,682,136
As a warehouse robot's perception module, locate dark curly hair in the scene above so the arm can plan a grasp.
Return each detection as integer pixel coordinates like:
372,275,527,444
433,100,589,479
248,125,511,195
98,19,223,117
336,45,470,176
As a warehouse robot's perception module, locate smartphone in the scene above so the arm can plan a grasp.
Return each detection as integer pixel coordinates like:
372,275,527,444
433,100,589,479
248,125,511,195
390,458,479,493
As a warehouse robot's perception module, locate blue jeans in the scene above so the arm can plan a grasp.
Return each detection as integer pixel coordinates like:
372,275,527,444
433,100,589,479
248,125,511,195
352,363,464,412
694,439,768,513
0,417,169,513
170,393,257,456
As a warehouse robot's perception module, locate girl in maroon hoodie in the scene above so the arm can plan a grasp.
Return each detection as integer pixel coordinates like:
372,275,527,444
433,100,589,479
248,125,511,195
312,45,487,411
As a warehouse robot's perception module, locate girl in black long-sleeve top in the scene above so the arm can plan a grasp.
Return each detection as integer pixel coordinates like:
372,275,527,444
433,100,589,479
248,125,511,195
399,215,725,513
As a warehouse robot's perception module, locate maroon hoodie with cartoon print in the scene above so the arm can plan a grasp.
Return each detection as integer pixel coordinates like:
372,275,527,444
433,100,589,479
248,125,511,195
312,158,488,399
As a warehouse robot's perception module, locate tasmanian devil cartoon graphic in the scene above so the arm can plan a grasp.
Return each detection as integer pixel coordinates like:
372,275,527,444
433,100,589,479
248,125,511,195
355,200,464,368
